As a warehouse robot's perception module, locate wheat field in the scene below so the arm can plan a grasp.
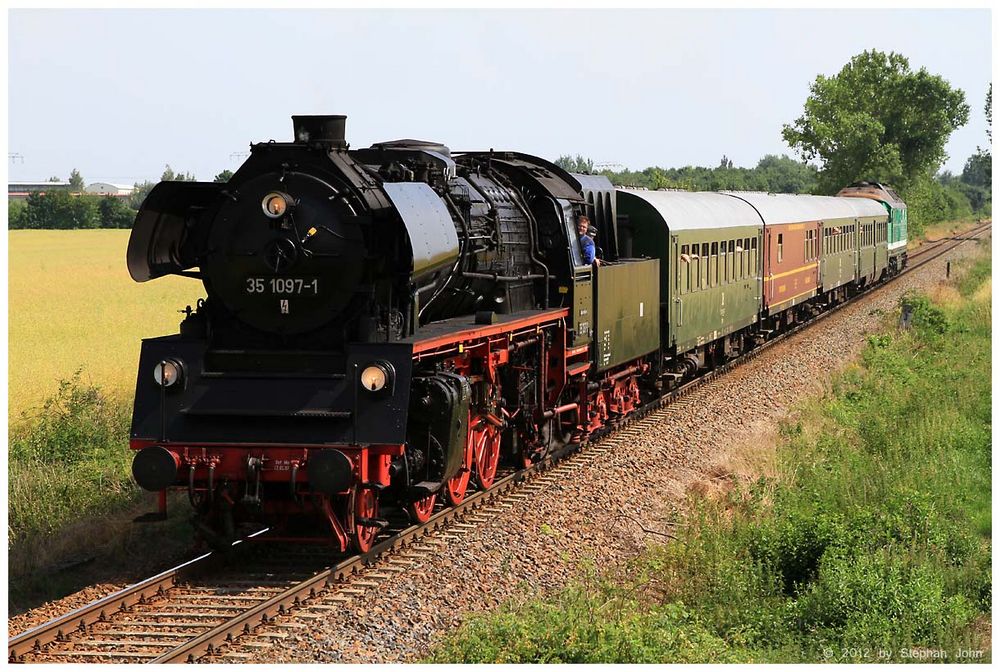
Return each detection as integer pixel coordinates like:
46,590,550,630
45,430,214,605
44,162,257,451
9,230,205,421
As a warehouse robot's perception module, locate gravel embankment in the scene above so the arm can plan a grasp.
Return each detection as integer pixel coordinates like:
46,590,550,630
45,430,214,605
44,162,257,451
256,238,986,664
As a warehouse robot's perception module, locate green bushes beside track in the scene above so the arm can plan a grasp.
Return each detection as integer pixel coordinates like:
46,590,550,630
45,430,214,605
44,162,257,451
429,244,992,663
8,371,138,547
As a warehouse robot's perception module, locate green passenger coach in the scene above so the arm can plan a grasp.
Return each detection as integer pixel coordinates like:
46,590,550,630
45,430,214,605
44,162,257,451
617,190,763,376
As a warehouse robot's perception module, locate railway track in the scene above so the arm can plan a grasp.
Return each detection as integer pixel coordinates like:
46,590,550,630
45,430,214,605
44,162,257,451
9,220,990,664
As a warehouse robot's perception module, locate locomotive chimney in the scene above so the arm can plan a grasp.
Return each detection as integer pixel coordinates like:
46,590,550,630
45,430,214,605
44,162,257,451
292,115,347,150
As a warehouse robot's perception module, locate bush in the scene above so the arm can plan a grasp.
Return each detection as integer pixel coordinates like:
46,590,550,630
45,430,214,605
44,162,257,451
796,551,976,646
9,199,27,228
9,371,136,543
428,581,740,663
900,176,974,238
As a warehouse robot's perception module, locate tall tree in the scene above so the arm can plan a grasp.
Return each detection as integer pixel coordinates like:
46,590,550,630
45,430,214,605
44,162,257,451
129,181,156,210
959,82,992,210
985,82,992,144
782,50,969,192
213,169,234,183
161,164,196,181
68,168,85,191
554,155,594,174
98,196,136,228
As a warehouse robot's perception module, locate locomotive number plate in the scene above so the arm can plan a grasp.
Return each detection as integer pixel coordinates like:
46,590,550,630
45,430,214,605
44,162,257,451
246,277,320,295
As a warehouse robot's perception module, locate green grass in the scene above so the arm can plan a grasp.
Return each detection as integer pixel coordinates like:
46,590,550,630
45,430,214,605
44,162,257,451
8,371,139,547
429,243,992,663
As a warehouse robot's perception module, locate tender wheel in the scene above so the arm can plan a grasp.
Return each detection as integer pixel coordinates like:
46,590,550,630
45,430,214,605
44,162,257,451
351,487,379,553
406,492,437,524
471,413,501,490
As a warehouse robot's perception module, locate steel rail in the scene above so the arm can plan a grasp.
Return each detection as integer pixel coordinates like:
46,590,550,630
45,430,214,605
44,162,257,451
10,221,989,664
7,528,271,662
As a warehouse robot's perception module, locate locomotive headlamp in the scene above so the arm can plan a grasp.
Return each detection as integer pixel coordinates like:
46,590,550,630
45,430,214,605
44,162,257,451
153,359,184,388
360,362,393,392
262,192,290,219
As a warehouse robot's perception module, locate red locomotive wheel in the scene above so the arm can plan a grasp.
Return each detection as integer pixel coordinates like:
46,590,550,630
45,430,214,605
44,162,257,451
407,492,437,524
445,468,470,506
471,413,501,490
351,487,380,553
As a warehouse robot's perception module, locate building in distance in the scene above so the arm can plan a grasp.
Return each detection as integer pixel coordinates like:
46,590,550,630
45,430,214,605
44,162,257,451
8,180,72,200
85,182,135,197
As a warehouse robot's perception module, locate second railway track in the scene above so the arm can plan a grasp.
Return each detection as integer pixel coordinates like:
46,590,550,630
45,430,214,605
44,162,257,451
10,221,991,664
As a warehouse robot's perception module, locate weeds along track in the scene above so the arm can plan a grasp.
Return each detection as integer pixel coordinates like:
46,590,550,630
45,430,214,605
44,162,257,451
9,222,990,664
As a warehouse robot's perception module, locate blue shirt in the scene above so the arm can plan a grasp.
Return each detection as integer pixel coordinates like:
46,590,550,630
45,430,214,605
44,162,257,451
580,234,596,264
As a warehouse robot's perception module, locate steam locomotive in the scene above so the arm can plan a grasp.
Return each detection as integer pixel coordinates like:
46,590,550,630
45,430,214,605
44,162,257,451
127,115,906,552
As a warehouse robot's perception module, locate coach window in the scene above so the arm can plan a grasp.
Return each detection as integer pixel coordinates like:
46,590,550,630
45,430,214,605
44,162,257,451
701,243,709,287
714,242,721,286
733,241,738,281
777,233,784,263
701,246,707,289
724,241,730,282
729,240,736,282
750,237,758,274
680,245,690,294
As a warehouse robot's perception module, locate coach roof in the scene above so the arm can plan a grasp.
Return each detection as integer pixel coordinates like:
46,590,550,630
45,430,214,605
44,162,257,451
617,189,763,231
723,191,885,223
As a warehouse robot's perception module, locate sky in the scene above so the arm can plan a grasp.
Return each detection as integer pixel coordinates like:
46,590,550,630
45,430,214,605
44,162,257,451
7,8,993,186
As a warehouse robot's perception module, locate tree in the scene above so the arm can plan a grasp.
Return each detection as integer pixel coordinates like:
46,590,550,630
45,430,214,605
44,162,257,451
958,82,992,213
961,152,990,189
8,200,27,229
213,169,234,183
161,164,196,181
754,155,819,194
554,155,594,174
98,196,136,228
718,155,734,170
22,191,98,229
47,176,60,183
68,168,85,191
129,181,156,210
782,50,969,193
986,82,992,144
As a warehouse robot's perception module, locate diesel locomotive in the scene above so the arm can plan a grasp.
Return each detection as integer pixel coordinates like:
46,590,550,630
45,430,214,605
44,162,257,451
127,115,906,552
